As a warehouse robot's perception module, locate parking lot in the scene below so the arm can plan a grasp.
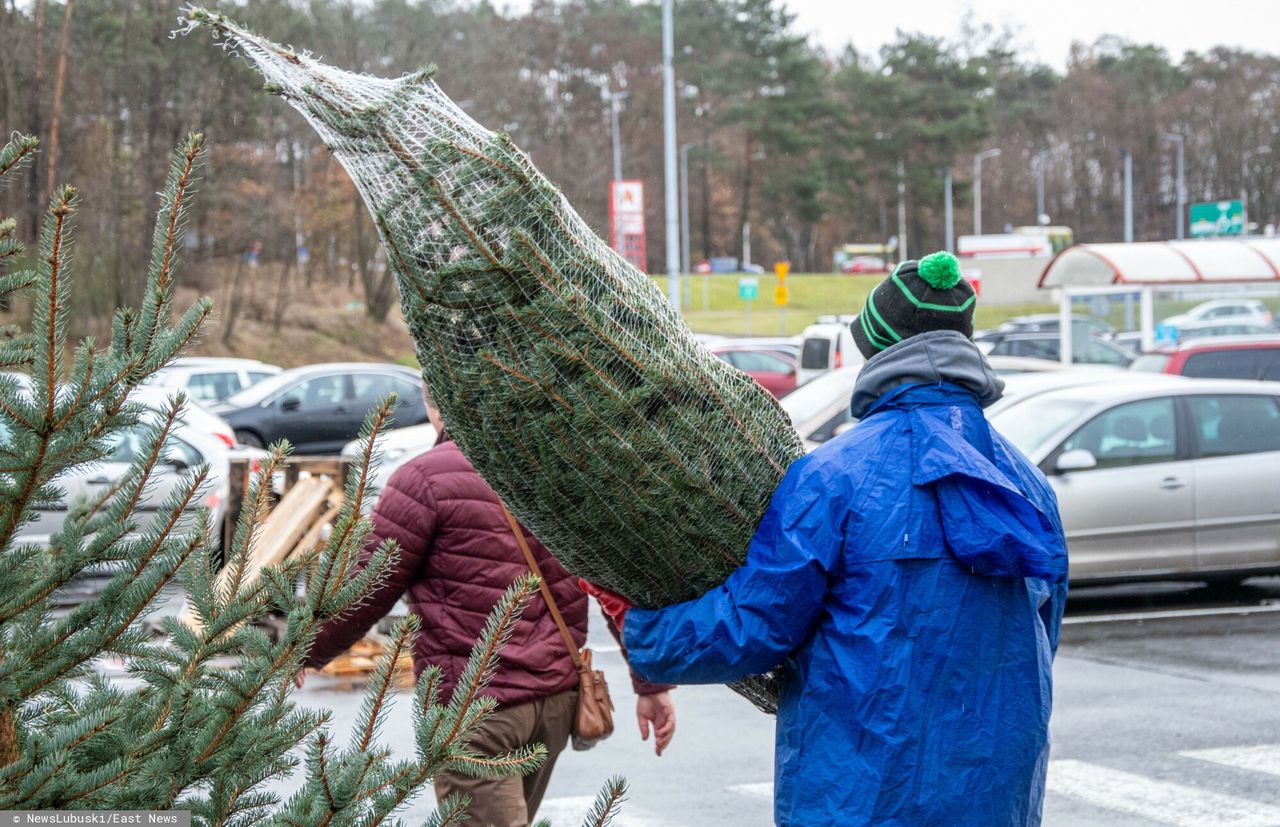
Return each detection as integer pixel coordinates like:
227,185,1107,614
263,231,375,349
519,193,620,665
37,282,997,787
237,577,1280,826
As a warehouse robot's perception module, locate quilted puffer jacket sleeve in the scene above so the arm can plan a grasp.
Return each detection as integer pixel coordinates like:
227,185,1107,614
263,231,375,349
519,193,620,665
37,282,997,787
621,457,842,685
304,461,440,669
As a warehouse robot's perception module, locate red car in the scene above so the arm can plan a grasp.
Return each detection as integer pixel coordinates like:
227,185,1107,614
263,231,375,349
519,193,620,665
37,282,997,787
840,256,887,274
709,345,799,398
1130,335,1280,380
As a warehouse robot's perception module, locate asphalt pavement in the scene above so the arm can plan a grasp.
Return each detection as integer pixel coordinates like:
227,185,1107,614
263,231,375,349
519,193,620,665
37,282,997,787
281,577,1280,826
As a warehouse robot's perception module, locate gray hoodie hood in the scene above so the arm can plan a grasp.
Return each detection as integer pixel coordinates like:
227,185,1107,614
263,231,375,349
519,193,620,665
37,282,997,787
849,330,1005,419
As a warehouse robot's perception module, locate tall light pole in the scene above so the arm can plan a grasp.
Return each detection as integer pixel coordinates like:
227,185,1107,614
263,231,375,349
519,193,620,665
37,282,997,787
1242,145,1271,237
1163,133,1185,240
1122,150,1134,243
680,142,696,275
897,159,907,262
943,168,954,253
607,89,629,183
1034,148,1051,226
662,0,680,310
973,148,1001,235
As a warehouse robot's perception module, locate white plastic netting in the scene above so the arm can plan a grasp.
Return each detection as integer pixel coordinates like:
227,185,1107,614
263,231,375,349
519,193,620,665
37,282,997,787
187,9,804,711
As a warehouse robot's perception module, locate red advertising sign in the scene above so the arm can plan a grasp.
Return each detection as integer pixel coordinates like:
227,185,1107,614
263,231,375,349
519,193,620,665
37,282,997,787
609,180,647,272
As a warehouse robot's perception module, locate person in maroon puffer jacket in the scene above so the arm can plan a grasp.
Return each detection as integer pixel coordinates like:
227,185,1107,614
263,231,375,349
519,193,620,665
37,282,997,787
302,390,676,827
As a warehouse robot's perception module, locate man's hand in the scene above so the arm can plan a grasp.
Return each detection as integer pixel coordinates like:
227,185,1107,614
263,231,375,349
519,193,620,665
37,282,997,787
636,691,676,756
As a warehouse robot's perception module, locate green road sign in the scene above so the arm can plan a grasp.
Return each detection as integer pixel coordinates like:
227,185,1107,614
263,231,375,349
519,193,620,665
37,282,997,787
738,276,759,300
1190,200,1243,237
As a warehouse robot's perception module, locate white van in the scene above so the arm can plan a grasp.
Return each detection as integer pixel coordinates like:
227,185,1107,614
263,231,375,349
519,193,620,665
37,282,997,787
797,321,862,386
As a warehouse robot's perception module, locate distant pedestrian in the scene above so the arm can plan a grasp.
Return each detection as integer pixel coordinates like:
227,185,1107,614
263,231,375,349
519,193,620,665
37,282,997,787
304,388,676,827
585,251,1068,826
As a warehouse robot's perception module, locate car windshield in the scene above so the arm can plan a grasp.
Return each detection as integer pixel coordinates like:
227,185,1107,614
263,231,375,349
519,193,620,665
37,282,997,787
780,369,860,426
989,397,1091,456
800,337,830,370
221,371,299,407
1130,353,1170,373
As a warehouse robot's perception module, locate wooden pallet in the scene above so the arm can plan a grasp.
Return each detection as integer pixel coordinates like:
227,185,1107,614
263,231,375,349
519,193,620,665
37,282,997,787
185,456,407,687
319,636,416,688
179,472,337,632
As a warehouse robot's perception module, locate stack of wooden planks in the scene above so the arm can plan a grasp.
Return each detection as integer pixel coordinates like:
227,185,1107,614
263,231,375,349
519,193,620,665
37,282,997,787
178,459,411,687
319,635,416,688
180,473,340,629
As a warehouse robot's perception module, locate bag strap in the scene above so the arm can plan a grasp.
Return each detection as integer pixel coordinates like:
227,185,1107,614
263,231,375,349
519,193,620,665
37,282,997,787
500,502,584,672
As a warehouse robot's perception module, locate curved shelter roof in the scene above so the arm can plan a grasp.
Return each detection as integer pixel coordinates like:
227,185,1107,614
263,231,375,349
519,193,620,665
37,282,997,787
1039,240,1280,288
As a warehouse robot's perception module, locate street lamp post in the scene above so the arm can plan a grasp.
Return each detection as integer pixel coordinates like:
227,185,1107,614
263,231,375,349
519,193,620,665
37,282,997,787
607,89,629,183
662,0,680,310
943,168,954,254
680,142,695,276
1034,149,1051,226
1242,145,1271,237
1163,133,1185,240
973,148,1001,235
897,159,907,262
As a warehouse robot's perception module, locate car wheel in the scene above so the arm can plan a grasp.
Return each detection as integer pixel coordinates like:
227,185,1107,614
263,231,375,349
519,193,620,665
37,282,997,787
234,429,264,449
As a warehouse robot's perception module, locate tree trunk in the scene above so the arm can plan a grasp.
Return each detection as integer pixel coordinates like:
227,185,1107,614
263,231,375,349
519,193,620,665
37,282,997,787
289,140,311,288
0,701,15,767
25,0,45,240
363,248,396,323
351,194,369,292
42,0,73,203
800,223,815,273
273,259,293,332
222,254,247,347
0,1,20,152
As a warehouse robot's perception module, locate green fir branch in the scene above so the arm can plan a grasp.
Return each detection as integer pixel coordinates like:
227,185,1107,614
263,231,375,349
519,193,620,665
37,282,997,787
581,777,629,827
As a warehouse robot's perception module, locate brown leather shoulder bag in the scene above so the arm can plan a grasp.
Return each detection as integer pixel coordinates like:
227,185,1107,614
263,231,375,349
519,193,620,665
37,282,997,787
501,503,614,751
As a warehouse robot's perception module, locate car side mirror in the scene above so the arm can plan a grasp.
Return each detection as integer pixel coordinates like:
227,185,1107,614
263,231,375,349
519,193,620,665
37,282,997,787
280,395,301,412
1055,448,1098,473
165,455,190,473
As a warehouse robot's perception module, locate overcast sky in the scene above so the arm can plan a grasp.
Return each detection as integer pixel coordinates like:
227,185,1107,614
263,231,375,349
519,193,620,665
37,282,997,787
785,0,1280,67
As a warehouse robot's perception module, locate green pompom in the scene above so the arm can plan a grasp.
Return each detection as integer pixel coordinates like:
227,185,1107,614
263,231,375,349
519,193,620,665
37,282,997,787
918,251,962,290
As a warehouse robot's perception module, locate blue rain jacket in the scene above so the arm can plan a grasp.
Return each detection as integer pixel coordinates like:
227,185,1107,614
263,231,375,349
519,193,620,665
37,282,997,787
625,331,1068,826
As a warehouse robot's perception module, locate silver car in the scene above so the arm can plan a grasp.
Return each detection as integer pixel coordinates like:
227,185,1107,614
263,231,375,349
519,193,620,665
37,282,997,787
340,422,438,510
144,356,282,404
780,358,1101,452
989,377,1280,583
4,409,232,561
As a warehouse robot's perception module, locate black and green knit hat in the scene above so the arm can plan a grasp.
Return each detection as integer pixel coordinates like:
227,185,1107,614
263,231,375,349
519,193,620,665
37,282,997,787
851,250,976,359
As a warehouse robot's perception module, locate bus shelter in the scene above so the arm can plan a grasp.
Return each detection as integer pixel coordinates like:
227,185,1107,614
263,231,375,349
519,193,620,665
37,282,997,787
1038,239,1280,365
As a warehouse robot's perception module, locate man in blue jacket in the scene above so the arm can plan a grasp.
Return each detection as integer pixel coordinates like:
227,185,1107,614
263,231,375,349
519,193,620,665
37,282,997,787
585,250,1069,826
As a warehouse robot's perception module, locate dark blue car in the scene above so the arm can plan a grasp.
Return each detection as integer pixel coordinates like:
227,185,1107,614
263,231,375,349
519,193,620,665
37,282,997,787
212,362,427,454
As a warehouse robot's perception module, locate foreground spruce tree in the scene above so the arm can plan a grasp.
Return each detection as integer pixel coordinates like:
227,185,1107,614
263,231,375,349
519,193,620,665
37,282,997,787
0,132,626,825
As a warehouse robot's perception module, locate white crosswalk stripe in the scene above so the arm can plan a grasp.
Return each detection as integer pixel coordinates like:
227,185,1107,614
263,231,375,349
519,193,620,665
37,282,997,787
536,795,684,827
1182,744,1280,779
614,750,1280,826
727,782,773,801
1047,758,1280,827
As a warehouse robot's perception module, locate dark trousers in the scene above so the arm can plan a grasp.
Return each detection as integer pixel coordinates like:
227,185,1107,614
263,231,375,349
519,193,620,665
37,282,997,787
433,689,577,827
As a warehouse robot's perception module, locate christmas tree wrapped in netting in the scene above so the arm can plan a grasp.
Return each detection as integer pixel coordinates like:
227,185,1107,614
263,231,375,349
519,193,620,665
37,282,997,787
185,10,804,709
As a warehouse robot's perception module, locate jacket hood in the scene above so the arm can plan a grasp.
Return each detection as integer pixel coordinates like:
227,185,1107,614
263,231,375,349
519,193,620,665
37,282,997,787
914,417,1068,581
849,331,1065,581
850,330,1004,419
